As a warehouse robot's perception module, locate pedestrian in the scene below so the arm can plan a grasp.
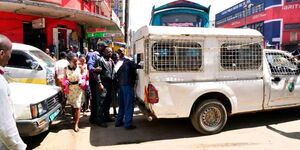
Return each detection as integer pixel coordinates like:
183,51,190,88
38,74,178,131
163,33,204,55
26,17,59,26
93,47,115,127
78,54,90,116
64,53,85,132
111,52,119,117
87,41,107,125
83,47,89,56
45,48,51,55
54,51,69,114
292,43,300,60
71,45,81,56
115,48,138,130
0,34,27,149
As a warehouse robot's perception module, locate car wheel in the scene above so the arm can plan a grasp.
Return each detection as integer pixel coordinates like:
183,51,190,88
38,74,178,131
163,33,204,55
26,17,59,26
191,99,227,135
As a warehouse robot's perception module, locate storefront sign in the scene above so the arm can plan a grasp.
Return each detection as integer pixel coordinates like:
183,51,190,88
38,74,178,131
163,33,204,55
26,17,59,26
282,4,300,10
87,28,106,33
87,32,106,38
32,18,45,29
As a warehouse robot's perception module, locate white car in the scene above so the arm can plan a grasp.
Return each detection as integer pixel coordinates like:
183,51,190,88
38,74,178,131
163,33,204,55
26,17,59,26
5,43,55,85
9,82,62,137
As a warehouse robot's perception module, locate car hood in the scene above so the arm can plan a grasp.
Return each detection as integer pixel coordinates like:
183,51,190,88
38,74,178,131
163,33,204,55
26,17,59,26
9,83,60,104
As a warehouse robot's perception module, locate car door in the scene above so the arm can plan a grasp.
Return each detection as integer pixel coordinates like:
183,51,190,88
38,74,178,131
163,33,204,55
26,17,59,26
265,51,300,107
5,50,45,84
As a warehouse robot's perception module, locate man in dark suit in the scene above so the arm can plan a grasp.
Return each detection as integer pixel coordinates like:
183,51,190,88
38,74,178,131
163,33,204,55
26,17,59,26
94,47,115,127
115,48,138,130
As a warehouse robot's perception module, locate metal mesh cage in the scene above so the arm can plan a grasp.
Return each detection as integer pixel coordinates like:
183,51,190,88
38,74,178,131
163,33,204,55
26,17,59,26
220,42,262,70
266,52,299,75
151,40,202,71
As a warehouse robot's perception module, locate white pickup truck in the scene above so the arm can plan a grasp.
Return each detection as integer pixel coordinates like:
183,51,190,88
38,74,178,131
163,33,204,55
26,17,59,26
133,26,300,135
9,82,61,136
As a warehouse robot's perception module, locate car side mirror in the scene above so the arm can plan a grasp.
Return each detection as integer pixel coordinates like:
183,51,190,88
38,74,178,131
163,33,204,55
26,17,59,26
26,59,40,70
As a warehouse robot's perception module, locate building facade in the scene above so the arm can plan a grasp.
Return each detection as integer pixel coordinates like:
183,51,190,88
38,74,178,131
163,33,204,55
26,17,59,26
0,0,123,56
215,0,300,51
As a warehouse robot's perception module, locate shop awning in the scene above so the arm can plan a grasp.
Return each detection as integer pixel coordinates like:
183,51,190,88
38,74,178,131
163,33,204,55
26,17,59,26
0,0,123,34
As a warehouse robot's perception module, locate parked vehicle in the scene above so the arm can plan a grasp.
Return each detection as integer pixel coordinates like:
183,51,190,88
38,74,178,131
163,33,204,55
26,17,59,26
9,82,61,136
133,25,300,135
4,43,55,85
150,0,210,27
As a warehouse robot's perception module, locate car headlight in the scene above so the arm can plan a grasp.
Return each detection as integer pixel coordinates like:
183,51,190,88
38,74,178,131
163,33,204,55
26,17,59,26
30,101,48,119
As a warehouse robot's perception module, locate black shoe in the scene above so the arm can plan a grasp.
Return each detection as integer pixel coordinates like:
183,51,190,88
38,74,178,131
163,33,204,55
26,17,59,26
89,119,97,124
125,125,136,130
97,123,108,128
105,118,115,122
115,123,124,127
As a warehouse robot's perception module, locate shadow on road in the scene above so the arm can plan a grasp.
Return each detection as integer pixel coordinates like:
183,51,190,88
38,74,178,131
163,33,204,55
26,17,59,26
89,115,199,146
89,108,300,147
22,131,49,150
266,125,300,140
224,108,300,132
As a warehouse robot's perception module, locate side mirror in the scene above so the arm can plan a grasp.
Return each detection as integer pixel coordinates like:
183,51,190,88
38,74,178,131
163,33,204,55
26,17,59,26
26,59,40,70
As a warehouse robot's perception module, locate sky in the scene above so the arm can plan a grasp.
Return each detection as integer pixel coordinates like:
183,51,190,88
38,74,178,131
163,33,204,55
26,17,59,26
129,0,245,31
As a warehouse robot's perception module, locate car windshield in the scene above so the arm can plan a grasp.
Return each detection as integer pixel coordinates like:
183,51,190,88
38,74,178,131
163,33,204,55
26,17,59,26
29,51,55,67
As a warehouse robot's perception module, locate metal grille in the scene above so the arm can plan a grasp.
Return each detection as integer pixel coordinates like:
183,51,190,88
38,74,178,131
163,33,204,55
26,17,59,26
220,42,262,70
47,93,60,110
266,52,299,75
151,40,202,71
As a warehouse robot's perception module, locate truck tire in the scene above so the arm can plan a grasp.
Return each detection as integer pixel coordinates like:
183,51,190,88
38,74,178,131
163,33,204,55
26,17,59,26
191,99,227,135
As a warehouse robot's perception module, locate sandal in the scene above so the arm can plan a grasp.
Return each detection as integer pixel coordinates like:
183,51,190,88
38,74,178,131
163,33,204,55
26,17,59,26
74,126,79,132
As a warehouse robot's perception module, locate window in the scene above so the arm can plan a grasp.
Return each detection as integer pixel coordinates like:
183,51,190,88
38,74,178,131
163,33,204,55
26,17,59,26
220,43,262,70
152,41,202,71
287,0,300,2
7,51,34,69
290,32,298,41
161,13,202,27
266,52,298,75
285,24,300,30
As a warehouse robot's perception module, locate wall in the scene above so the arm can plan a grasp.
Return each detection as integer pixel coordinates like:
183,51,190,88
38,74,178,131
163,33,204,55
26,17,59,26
0,11,39,43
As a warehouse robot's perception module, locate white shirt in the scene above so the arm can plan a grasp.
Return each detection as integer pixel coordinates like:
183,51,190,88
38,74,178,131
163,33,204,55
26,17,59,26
54,59,69,79
0,67,26,150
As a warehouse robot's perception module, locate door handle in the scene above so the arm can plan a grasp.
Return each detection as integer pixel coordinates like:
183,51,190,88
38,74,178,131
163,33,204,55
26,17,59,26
271,77,281,82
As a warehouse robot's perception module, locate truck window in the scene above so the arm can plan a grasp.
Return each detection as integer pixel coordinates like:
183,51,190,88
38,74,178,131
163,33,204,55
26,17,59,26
152,41,202,71
7,51,35,69
266,52,298,75
220,43,262,70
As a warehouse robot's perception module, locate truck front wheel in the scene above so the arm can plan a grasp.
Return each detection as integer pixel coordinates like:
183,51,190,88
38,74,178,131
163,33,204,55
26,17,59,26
191,99,227,135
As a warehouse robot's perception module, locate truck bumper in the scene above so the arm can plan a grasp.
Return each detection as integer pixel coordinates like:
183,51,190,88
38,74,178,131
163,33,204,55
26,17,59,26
136,98,156,120
16,104,61,137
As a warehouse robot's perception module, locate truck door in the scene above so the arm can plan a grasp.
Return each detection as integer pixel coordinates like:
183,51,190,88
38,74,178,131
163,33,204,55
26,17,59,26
265,51,300,107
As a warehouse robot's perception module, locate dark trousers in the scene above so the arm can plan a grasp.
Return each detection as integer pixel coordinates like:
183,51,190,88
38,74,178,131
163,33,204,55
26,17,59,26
103,82,112,120
89,79,98,122
94,82,113,123
115,85,134,128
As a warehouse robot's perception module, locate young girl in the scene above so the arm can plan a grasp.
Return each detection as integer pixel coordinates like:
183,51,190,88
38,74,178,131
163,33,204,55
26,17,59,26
78,54,90,116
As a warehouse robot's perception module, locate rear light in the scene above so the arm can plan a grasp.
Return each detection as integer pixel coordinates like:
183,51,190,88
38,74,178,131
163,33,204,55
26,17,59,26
147,84,159,103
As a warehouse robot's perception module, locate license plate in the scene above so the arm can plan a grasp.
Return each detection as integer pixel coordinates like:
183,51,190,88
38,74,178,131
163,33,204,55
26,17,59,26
50,109,60,121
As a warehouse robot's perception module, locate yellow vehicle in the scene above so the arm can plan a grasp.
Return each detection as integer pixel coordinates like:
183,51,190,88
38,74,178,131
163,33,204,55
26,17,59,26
109,42,127,54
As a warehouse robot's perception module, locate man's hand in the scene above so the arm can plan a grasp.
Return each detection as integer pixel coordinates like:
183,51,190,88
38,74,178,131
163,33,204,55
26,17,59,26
94,66,102,73
98,83,104,92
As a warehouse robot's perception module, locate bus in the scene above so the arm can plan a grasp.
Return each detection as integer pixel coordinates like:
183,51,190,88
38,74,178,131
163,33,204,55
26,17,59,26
150,0,210,27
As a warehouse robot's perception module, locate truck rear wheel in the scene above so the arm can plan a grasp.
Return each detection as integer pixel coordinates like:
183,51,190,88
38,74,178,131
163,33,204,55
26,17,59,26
191,99,227,135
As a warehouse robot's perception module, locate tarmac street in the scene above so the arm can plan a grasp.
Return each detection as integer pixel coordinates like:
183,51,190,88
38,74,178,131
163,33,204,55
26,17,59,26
23,107,300,150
